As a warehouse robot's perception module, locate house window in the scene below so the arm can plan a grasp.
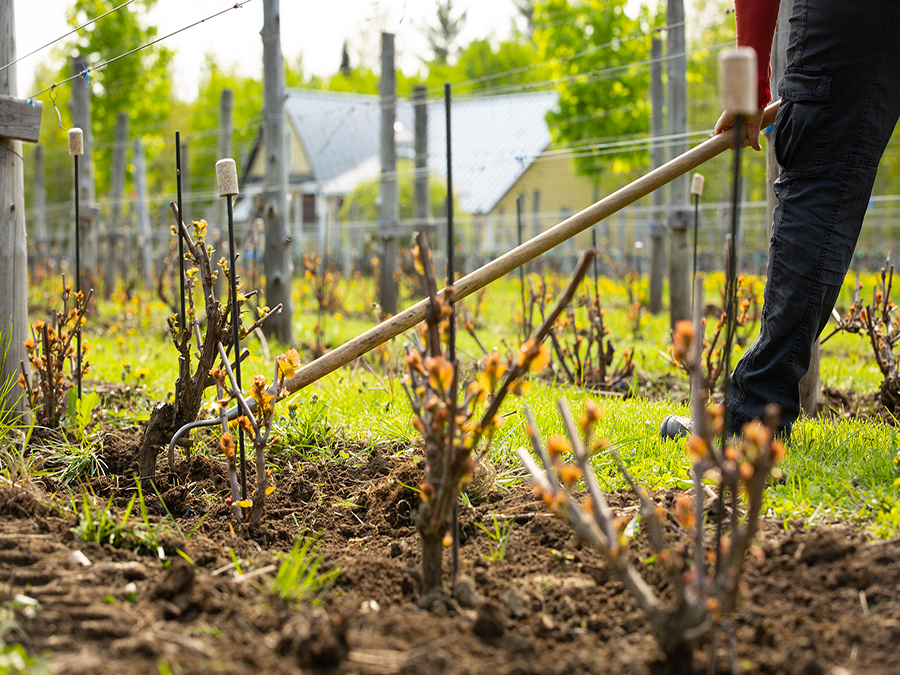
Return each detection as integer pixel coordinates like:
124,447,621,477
303,194,317,223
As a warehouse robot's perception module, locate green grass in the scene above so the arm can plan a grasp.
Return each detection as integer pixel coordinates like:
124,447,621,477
270,535,340,605
16,266,900,538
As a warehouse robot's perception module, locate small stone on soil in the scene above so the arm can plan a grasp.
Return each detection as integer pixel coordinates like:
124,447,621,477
276,607,349,668
473,600,506,638
501,586,532,619
152,558,194,600
453,574,480,609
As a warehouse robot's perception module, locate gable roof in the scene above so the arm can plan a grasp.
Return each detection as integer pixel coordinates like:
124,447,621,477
284,90,382,184
284,88,558,215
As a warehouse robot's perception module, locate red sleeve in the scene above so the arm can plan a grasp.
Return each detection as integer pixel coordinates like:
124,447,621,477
734,0,781,109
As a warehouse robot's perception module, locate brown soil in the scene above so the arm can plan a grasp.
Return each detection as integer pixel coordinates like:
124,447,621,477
3,431,898,675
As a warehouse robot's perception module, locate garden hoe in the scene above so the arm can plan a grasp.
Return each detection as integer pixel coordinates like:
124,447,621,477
167,99,781,451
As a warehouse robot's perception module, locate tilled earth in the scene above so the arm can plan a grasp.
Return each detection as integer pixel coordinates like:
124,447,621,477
1,429,898,675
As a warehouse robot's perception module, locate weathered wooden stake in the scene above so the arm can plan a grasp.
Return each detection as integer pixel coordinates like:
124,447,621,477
719,47,757,437
169,102,782,447
133,137,153,288
278,102,780,398
413,85,431,255
32,144,48,273
262,0,294,343
648,35,665,315
213,89,233,301
379,32,399,316
71,55,97,294
0,0,35,415
107,111,128,297
667,0,690,328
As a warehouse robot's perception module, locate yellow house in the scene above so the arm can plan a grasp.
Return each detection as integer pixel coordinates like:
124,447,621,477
242,89,599,259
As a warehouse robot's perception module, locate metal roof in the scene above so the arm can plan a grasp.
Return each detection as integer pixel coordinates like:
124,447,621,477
284,90,382,185
285,88,559,215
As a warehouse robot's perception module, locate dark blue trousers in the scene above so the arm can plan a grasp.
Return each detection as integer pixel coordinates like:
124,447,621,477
729,0,900,434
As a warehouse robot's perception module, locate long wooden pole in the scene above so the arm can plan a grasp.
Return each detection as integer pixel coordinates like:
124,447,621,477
648,36,665,315
262,0,294,343
281,102,780,396
379,32,399,316
107,112,128,297
667,0,690,327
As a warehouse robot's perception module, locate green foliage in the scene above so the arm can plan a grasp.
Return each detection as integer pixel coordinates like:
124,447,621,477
49,436,107,485
183,55,321,205
66,0,174,195
273,394,333,457
26,1,175,198
427,0,468,65
270,536,340,605
0,593,49,675
73,491,163,555
426,33,550,95
475,515,514,562
0,323,24,449
533,0,661,180
338,158,458,223
66,390,100,439
0,641,49,675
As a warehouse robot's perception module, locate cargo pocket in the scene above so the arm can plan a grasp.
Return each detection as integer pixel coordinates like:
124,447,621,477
774,69,832,173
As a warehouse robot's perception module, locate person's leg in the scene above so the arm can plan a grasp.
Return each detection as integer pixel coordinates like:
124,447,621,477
728,0,900,435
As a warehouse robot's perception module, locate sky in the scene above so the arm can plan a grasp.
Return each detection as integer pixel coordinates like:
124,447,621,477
12,0,526,101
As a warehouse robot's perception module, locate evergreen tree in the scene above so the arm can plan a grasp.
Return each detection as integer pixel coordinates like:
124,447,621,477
426,0,467,65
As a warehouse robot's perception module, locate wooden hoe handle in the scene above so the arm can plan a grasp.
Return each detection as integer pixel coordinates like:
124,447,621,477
282,101,781,395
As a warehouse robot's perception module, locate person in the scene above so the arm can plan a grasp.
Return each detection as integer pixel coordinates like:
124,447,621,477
662,0,900,440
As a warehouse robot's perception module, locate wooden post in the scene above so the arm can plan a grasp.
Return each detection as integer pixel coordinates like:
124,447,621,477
379,32,399,316
261,0,294,342
0,0,29,413
667,0,690,327
32,145,48,274
70,55,97,292
278,103,781,396
414,85,432,248
212,89,233,300
648,36,665,314
316,191,327,254
106,111,128,297
133,138,153,289
216,92,233,242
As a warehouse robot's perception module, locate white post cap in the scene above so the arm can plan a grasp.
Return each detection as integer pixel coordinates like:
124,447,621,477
216,158,239,197
68,128,83,156
691,173,705,197
719,46,758,115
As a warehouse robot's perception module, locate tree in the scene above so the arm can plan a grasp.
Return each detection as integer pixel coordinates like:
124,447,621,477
64,0,174,196
340,41,351,76
426,0,467,65
513,0,536,36
23,0,175,276
533,0,661,182
418,31,548,95
339,159,457,223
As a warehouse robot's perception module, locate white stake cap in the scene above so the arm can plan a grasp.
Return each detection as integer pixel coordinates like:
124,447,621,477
719,47,758,115
68,128,83,156
216,158,239,197
691,173,705,197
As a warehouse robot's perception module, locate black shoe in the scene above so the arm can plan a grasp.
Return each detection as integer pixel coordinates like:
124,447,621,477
660,414,693,440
